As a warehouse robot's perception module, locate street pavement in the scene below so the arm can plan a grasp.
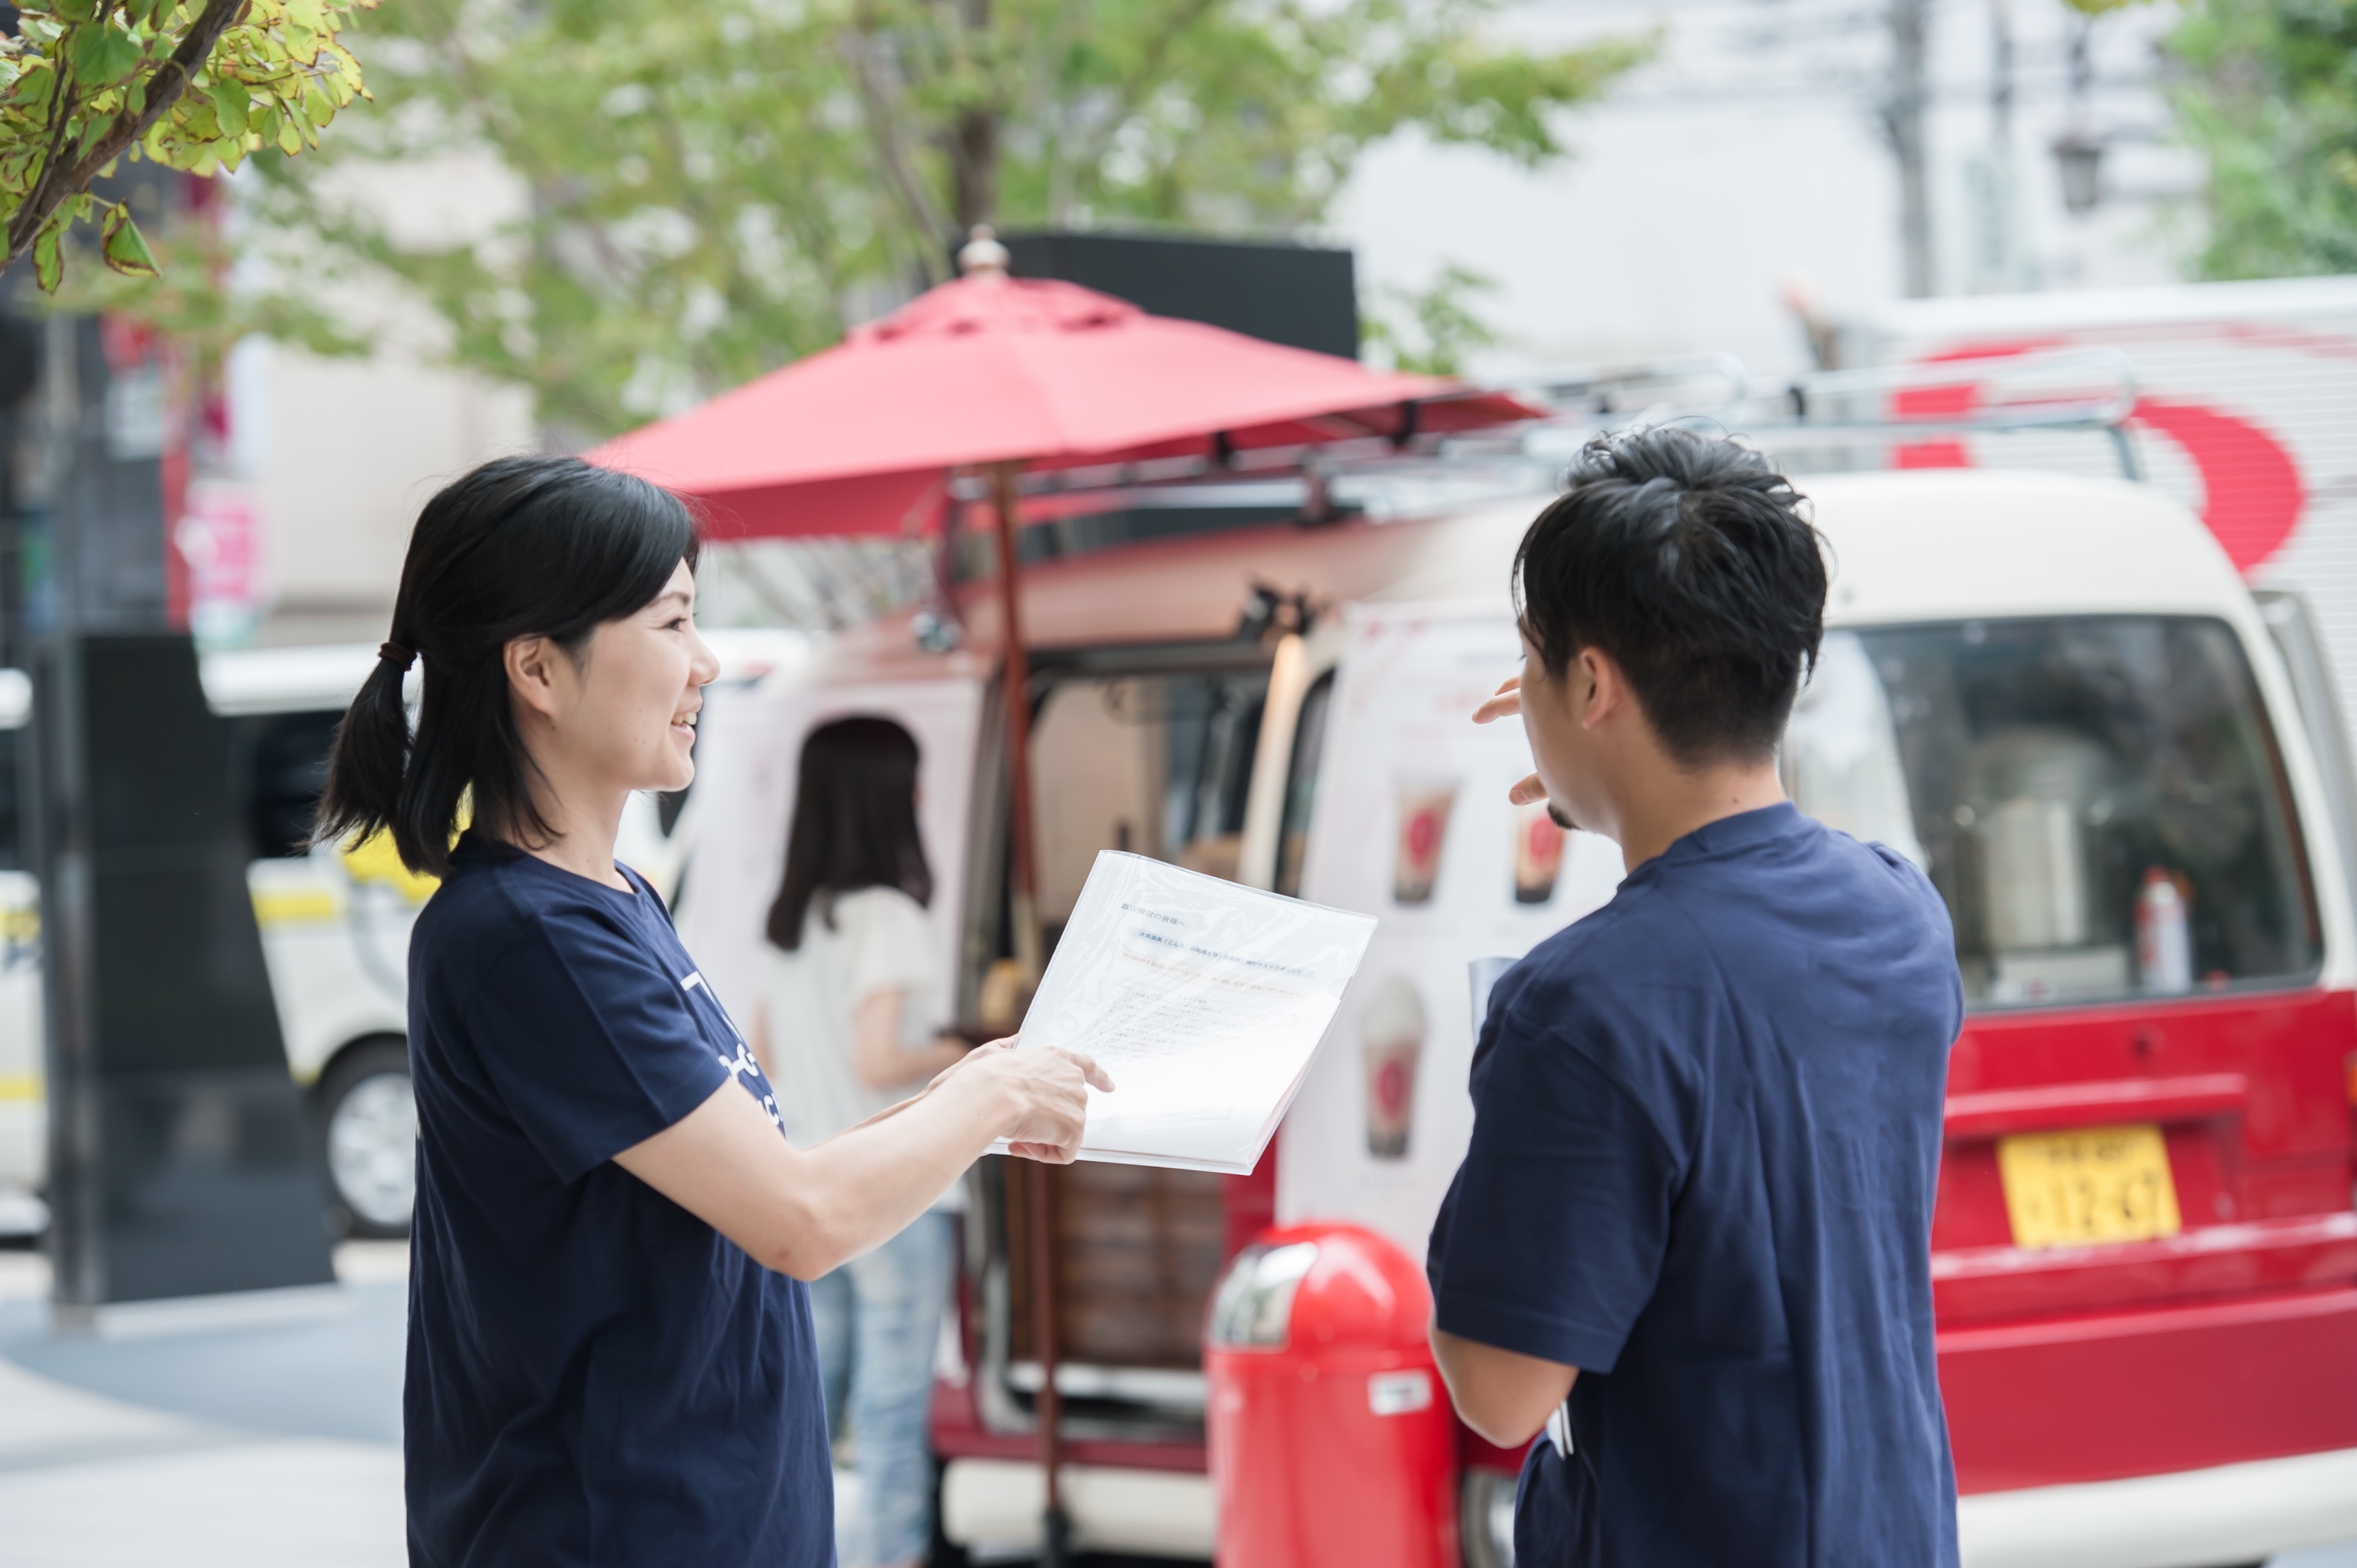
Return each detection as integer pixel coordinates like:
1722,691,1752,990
0,1242,405,1568
0,1241,2352,1568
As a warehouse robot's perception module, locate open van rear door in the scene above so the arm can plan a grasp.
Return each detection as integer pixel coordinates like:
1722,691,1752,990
673,669,987,1042
1276,601,1625,1259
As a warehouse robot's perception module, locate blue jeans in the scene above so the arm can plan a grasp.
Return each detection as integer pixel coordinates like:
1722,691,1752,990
811,1211,954,1567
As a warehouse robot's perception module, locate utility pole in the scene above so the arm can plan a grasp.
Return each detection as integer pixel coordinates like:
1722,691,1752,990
1880,0,1936,298
2051,8,2105,222
1970,0,2022,291
1991,0,2015,163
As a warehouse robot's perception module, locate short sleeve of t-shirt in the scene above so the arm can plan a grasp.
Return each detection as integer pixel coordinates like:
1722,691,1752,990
834,887,935,1009
1428,999,1685,1375
461,901,731,1183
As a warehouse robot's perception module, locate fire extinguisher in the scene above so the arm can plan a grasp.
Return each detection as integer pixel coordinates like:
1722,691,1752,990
2136,867,2193,994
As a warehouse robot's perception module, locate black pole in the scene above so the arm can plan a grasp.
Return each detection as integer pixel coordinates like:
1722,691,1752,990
16,260,331,1317
28,312,108,1315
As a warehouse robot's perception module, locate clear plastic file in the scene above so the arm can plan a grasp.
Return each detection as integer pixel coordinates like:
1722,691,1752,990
990,852,1377,1174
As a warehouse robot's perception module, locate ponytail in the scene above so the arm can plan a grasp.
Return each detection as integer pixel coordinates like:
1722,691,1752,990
313,456,700,878
313,641,421,862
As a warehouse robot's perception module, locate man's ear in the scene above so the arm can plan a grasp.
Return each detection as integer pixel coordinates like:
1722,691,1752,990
1576,646,1626,731
505,633,564,720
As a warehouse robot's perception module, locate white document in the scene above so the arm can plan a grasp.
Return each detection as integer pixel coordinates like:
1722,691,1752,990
993,852,1378,1174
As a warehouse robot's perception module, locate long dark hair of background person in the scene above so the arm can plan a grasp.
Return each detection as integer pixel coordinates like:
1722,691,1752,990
766,716,934,950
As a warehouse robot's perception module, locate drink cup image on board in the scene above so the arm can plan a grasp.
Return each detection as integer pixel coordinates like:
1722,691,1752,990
1512,797,1564,904
1361,973,1426,1160
1393,775,1458,905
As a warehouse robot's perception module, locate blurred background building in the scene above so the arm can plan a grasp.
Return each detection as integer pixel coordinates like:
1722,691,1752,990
200,0,2222,645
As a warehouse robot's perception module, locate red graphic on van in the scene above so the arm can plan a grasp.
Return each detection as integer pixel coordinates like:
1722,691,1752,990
1890,342,2308,573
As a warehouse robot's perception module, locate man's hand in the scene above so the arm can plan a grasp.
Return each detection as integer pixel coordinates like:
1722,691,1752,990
1474,676,1547,808
1431,1324,1578,1449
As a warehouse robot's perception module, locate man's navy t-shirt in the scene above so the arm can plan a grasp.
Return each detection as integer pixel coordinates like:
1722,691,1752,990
1428,804,1963,1568
405,835,831,1567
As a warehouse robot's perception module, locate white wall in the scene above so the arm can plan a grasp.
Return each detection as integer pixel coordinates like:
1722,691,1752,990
1338,0,2198,384
243,343,533,615
225,148,537,639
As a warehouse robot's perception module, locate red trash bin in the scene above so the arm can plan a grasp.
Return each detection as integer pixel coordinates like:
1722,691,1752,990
1205,1222,1459,1568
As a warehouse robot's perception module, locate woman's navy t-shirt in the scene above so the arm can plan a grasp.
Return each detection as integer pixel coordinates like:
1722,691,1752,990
404,834,831,1567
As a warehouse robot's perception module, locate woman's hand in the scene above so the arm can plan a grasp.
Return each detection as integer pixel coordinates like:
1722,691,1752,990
946,1039,1113,1163
1475,676,1548,807
617,1035,1113,1280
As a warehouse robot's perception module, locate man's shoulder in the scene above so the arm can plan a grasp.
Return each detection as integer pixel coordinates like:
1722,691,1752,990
1658,812,1956,965
1468,894,1708,1181
1792,822,1963,986
1812,819,1950,914
1490,886,1723,1096
1516,877,1721,1003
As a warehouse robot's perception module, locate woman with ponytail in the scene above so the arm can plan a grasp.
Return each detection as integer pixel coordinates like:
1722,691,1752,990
318,456,1109,1567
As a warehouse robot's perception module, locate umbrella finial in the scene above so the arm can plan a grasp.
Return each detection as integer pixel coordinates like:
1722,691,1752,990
959,224,1010,279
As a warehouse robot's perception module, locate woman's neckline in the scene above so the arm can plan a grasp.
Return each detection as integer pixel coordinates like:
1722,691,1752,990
475,832,637,896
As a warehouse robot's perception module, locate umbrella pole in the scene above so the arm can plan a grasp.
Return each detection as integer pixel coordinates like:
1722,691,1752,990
988,458,1068,1566
991,460,1044,986
1027,1159,1069,1567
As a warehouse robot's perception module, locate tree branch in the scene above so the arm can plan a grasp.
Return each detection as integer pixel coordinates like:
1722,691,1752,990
5,0,251,272
18,49,84,258
840,21,953,278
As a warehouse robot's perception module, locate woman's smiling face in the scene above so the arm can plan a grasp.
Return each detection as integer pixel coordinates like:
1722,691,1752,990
574,560,720,796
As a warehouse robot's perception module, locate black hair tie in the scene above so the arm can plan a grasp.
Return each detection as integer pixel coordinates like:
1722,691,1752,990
378,640,416,669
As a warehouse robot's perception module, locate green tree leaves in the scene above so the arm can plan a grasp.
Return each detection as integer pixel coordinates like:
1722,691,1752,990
257,0,1645,441
64,23,141,89
0,0,372,290
99,193,156,273
1363,262,1501,376
2169,0,2357,278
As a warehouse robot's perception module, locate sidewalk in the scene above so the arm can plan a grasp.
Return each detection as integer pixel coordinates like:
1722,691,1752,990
2,1242,2352,1568
0,1243,406,1568
0,1244,889,1568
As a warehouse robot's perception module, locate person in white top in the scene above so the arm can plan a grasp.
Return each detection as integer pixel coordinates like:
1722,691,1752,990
753,716,971,1568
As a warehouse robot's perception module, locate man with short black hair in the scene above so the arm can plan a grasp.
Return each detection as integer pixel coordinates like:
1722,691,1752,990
1427,427,1963,1566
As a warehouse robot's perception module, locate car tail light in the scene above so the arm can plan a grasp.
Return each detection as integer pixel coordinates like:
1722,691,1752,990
2347,1053,2357,1213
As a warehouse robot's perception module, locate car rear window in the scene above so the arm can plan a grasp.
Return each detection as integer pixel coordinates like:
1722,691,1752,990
1784,616,2320,1009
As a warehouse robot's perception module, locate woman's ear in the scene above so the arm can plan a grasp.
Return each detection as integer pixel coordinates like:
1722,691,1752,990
505,633,566,721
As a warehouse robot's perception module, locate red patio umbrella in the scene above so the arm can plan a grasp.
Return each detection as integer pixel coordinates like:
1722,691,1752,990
592,248,1534,542
590,234,1538,1562
592,233,1535,985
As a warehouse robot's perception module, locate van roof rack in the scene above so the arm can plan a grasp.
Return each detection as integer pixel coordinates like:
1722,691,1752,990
1470,346,2145,481
940,347,2146,529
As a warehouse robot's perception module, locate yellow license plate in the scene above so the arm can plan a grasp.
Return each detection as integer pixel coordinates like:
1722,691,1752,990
1996,1123,2183,1251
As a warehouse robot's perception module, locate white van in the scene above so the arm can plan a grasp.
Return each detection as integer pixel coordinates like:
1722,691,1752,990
0,631,805,1240
677,465,2357,1567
